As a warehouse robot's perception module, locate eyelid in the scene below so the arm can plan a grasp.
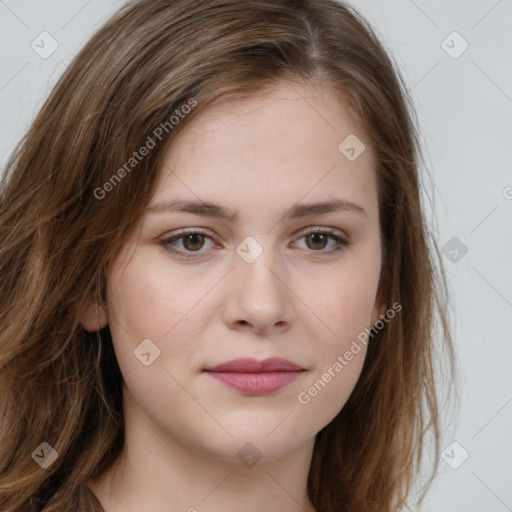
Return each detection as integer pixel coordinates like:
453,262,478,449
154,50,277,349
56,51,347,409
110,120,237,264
294,225,347,239
161,225,347,241
162,227,216,244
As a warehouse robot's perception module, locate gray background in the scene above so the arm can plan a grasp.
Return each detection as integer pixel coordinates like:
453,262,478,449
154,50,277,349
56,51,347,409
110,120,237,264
1,1,511,510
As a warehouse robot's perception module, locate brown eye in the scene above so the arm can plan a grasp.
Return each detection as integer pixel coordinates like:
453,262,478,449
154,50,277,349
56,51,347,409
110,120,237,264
181,233,206,251
294,228,350,254
161,227,350,260
305,233,330,251
160,229,216,258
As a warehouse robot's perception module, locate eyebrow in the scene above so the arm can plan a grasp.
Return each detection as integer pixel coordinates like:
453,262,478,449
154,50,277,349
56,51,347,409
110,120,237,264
146,198,367,222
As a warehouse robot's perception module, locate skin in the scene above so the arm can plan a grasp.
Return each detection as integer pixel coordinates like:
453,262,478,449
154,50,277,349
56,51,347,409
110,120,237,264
82,79,386,512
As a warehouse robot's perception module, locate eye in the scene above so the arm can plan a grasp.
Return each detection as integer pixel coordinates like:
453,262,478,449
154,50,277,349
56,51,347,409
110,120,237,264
292,227,350,253
160,229,216,258
159,227,350,259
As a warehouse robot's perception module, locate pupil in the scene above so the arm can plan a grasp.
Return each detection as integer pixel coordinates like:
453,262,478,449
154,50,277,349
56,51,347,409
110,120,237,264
309,233,326,249
185,234,203,250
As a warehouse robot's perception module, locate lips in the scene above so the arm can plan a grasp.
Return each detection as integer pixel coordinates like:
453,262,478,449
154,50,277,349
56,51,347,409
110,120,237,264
203,357,303,373
203,357,305,395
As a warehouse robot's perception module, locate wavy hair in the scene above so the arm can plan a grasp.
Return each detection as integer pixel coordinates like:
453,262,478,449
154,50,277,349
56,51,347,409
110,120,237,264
0,1,457,510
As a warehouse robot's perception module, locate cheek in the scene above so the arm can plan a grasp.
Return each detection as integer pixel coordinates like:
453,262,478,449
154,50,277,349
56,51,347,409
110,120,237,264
296,317,368,423
108,266,170,338
105,254,180,373
315,264,380,346
297,276,373,419
296,252,379,413
105,251,215,372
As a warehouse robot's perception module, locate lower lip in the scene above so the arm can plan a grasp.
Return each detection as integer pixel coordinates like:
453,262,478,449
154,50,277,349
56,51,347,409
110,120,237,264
204,371,303,395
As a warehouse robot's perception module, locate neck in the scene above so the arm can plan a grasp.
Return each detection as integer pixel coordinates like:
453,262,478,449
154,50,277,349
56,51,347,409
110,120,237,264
87,386,318,512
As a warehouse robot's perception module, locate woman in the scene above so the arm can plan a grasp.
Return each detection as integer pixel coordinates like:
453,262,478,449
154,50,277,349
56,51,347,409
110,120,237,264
0,1,457,511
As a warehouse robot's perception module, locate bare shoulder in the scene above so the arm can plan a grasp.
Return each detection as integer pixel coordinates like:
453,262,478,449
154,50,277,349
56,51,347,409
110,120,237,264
83,485,106,512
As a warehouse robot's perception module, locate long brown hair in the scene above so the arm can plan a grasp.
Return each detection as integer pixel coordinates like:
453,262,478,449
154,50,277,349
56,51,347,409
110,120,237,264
0,1,458,511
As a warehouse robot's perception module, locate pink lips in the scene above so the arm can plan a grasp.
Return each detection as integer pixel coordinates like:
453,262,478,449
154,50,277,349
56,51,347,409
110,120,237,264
203,357,305,395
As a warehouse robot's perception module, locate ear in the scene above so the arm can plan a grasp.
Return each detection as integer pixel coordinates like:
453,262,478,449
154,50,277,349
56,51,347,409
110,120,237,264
78,298,108,332
370,278,387,327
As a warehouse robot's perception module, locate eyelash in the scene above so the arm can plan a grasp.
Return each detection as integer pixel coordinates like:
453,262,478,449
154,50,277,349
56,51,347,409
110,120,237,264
159,227,351,259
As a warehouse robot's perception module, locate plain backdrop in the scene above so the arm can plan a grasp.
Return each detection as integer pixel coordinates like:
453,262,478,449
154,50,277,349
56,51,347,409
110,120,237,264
1,1,511,511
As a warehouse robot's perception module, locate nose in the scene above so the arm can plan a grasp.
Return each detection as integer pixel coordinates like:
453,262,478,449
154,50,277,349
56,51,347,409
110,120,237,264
221,243,295,336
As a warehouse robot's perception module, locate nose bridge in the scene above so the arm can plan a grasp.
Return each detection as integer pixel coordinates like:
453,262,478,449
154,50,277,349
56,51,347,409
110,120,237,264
222,233,293,332
235,234,281,294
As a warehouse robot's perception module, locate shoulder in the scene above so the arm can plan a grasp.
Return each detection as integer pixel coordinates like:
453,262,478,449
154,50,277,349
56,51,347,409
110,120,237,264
84,485,106,511
83,485,106,512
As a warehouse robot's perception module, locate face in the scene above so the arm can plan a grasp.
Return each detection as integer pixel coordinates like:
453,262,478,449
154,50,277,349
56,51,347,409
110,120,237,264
82,79,385,463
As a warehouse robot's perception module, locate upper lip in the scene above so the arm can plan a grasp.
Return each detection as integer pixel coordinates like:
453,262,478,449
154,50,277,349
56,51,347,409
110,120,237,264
204,357,304,373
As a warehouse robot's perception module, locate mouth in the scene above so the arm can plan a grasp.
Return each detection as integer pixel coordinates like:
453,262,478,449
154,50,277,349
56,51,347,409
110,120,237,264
202,357,306,395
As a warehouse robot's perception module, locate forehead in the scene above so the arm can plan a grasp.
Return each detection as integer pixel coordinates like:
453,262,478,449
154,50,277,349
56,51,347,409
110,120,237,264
150,80,377,222
169,80,368,154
